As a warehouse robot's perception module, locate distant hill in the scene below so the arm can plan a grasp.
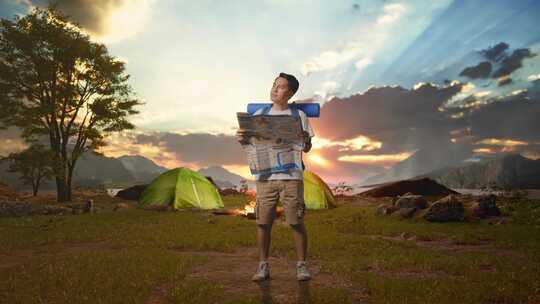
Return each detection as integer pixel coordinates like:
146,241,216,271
361,144,473,186
117,155,168,182
0,151,168,191
418,153,540,189
197,166,252,189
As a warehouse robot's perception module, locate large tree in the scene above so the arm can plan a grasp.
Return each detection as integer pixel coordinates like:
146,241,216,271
0,5,143,202
1,144,55,196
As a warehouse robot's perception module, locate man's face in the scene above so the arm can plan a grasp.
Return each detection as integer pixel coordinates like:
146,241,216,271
270,77,293,105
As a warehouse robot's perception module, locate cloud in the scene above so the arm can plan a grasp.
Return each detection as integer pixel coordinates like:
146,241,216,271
464,91,540,143
300,2,405,76
480,42,509,62
492,48,536,78
458,43,535,83
0,127,27,156
134,132,247,167
354,57,372,71
528,74,540,82
338,152,412,165
311,82,465,153
376,3,406,25
313,81,341,101
459,61,492,79
496,76,512,87
28,0,155,43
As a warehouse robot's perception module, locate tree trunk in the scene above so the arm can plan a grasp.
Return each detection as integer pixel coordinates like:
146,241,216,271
56,176,70,202
33,175,41,197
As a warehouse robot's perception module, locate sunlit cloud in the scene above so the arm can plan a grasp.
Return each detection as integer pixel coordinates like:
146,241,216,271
460,82,475,93
338,152,412,164
314,81,342,101
306,153,331,168
24,0,156,44
377,3,406,25
476,138,529,146
95,0,156,43
311,135,382,152
222,165,253,180
354,57,372,71
300,3,406,76
528,73,540,81
96,131,182,169
0,138,27,156
473,148,494,154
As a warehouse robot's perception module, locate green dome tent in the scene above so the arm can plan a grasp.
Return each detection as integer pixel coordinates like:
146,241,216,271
138,167,224,209
304,171,336,209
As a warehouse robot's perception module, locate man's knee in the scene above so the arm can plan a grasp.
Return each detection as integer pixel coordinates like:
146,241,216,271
289,223,305,231
257,223,273,230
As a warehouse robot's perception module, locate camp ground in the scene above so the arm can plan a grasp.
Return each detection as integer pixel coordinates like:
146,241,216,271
1,2,540,303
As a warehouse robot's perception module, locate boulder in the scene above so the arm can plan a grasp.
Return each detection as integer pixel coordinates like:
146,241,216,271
423,195,465,222
113,202,130,211
375,204,398,216
219,188,240,196
84,199,94,213
360,177,458,197
0,201,71,217
391,207,417,219
115,185,147,201
395,195,428,209
470,194,500,218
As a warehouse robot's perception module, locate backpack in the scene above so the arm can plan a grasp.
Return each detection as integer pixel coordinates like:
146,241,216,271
259,103,306,171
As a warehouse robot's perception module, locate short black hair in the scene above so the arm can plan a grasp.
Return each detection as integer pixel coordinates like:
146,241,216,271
278,72,299,96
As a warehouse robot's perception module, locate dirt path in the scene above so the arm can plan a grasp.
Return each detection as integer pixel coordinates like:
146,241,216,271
147,246,371,304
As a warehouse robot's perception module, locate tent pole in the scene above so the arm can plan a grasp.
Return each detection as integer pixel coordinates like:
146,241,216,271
191,178,202,208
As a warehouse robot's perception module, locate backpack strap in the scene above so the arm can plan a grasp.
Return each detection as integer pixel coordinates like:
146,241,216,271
289,103,306,171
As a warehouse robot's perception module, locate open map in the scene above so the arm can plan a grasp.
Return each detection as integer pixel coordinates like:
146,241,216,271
237,112,304,176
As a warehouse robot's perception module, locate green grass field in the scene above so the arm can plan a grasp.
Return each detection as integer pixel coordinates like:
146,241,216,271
0,193,539,303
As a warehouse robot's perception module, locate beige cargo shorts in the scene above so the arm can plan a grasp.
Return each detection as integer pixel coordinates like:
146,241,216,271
255,179,306,225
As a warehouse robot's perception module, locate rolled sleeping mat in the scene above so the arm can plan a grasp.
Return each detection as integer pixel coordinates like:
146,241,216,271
247,102,320,117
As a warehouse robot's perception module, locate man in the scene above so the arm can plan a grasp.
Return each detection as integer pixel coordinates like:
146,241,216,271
236,72,315,281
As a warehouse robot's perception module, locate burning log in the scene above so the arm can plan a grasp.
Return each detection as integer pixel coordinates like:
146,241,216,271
211,201,284,219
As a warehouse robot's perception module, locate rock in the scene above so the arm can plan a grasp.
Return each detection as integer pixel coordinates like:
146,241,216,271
375,204,398,216
391,207,418,219
360,177,459,198
84,199,94,213
115,185,147,200
400,232,413,239
395,195,428,209
0,201,72,217
423,195,465,222
219,188,241,196
470,194,500,218
113,202,130,211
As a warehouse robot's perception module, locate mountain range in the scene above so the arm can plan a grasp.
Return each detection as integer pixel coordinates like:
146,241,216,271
0,152,168,191
0,150,252,191
420,153,540,189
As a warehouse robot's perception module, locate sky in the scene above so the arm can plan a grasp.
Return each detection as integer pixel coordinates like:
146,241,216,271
1,0,540,184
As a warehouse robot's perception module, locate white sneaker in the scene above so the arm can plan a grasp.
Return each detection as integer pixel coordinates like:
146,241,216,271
296,261,311,281
252,261,270,281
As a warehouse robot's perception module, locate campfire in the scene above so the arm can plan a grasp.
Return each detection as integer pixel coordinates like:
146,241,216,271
212,201,283,219
236,200,256,217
